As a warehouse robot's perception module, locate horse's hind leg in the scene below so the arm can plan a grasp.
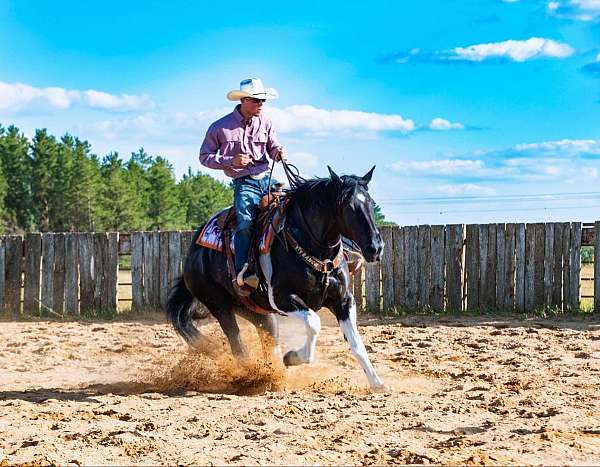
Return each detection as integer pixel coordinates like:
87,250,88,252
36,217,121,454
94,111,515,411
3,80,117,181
211,304,248,359
236,307,281,360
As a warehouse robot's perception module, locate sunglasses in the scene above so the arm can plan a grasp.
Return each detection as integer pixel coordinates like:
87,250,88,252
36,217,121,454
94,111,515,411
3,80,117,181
245,97,266,104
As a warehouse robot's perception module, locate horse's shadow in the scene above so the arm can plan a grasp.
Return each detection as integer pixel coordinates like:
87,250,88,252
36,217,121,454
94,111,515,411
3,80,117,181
0,382,190,404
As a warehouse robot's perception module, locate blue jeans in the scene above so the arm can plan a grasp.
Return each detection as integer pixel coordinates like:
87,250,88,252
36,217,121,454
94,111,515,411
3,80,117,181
233,176,275,273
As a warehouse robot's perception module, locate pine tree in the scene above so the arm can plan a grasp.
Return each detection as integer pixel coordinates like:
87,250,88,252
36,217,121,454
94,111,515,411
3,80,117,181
146,156,184,230
178,167,233,228
30,129,60,231
125,148,153,229
68,138,103,231
0,125,33,232
98,152,143,231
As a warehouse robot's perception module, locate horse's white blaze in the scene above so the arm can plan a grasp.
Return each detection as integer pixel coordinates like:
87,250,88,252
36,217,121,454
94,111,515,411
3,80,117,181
356,193,367,203
259,253,285,313
339,300,384,389
286,309,321,363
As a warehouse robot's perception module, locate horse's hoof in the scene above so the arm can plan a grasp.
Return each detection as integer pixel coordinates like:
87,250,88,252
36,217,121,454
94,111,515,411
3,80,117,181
370,383,390,393
283,350,304,367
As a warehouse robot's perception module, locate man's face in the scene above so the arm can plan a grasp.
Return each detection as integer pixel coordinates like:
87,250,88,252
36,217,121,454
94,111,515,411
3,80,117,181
241,97,265,117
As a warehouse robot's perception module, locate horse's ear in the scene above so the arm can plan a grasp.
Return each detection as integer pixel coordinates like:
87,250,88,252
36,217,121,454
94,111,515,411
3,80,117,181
328,165,341,184
362,165,376,184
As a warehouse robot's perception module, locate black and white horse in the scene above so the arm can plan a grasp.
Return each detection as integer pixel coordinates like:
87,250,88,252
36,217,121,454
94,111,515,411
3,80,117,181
166,166,385,390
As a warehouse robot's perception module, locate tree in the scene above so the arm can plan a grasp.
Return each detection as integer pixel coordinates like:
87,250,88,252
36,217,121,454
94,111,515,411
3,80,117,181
68,138,103,231
178,168,233,228
97,152,143,231
0,125,33,232
146,156,184,230
373,204,397,227
30,129,61,231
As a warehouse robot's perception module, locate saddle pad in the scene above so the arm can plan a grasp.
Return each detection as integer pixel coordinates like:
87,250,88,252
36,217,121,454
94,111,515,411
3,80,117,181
196,200,288,255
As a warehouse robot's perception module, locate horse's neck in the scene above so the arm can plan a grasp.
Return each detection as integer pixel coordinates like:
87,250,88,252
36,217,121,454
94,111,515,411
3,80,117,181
287,199,340,258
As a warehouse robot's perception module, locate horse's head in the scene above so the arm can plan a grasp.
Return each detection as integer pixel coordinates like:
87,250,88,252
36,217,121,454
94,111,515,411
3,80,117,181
328,166,383,262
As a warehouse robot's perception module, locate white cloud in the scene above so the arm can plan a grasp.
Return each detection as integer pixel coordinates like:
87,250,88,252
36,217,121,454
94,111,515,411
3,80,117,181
391,159,485,176
434,184,497,196
451,37,574,62
0,81,155,113
513,139,600,156
547,0,600,21
267,105,415,134
429,117,465,130
86,105,425,145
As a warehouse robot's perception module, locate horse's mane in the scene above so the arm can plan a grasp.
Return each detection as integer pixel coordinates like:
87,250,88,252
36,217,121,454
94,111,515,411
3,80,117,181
287,175,365,207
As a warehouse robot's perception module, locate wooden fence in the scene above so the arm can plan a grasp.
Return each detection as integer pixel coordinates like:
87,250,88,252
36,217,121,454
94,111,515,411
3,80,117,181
0,222,598,317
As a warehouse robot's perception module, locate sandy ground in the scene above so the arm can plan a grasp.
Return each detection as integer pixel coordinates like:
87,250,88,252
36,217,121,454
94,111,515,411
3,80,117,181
1,311,600,466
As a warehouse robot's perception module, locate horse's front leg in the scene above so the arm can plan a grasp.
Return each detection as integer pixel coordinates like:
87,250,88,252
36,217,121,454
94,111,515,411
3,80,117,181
332,294,385,391
283,308,321,366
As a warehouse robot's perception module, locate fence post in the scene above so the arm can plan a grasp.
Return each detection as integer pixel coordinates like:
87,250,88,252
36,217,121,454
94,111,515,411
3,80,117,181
380,226,394,311
23,233,42,315
595,221,599,313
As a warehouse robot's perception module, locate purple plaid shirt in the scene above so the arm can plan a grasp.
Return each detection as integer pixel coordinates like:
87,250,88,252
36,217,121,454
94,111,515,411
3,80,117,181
199,105,282,179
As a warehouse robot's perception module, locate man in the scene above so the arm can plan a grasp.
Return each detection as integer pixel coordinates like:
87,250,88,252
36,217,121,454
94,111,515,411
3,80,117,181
199,78,286,296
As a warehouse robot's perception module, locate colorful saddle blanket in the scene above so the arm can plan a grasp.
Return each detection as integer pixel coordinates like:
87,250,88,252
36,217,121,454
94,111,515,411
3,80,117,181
196,200,288,255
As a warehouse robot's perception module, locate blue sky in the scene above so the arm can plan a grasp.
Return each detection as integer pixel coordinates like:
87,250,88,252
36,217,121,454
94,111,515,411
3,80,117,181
1,0,600,225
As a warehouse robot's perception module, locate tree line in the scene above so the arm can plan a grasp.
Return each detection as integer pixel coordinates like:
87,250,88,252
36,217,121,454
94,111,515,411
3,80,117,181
0,125,233,234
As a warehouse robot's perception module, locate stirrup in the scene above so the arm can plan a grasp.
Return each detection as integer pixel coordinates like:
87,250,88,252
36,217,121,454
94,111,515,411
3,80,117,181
236,263,259,289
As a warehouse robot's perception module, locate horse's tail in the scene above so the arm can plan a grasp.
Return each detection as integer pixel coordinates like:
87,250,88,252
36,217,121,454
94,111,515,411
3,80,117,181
166,276,200,343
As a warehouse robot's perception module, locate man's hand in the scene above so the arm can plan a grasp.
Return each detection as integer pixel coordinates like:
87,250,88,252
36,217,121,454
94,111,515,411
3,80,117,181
232,153,252,168
275,146,287,162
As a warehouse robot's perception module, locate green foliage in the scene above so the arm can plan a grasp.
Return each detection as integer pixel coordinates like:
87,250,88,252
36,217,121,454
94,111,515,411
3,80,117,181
0,125,233,233
179,168,233,228
0,125,33,232
581,246,594,264
374,203,397,227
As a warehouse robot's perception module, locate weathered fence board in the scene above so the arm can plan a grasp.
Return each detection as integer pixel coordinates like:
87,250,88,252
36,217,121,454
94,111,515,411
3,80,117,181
417,225,431,308
466,224,480,311
543,224,555,308
365,262,380,312
23,233,42,314
496,224,506,311
65,233,79,315
0,237,4,315
5,236,22,316
568,223,582,309
107,233,119,311
562,223,571,312
159,231,170,310
534,223,545,310
78,233,94,312
169,231,182,292
131,232,144,311
94,233,107,310
393,227,405,308
53,233,66,315
553,223,564,308
478,224,489,310
152,232,160,308
380,227,395,311
484,224,497,310
504,224,516,311
430,225,445,312
515,224,526,312
524,223,536,312
595,221,600,313
353,265,363,312
404,226,418,309
41,233,55,315
142,232,154,309
445,224,463,312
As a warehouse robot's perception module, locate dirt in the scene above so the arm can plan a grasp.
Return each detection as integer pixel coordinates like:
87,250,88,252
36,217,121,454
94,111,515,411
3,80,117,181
1,311,600,465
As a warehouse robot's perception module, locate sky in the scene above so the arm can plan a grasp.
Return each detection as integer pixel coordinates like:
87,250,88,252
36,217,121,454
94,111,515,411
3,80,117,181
1,0,600,225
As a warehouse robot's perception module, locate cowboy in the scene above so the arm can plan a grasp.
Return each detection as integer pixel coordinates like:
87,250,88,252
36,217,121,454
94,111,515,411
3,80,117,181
199,78,287,296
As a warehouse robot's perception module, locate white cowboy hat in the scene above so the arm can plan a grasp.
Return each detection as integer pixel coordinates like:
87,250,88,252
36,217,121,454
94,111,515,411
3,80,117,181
226,78,279,101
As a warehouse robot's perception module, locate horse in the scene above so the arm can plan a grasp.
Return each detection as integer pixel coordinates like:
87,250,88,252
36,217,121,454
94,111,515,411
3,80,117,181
166,166,386,390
